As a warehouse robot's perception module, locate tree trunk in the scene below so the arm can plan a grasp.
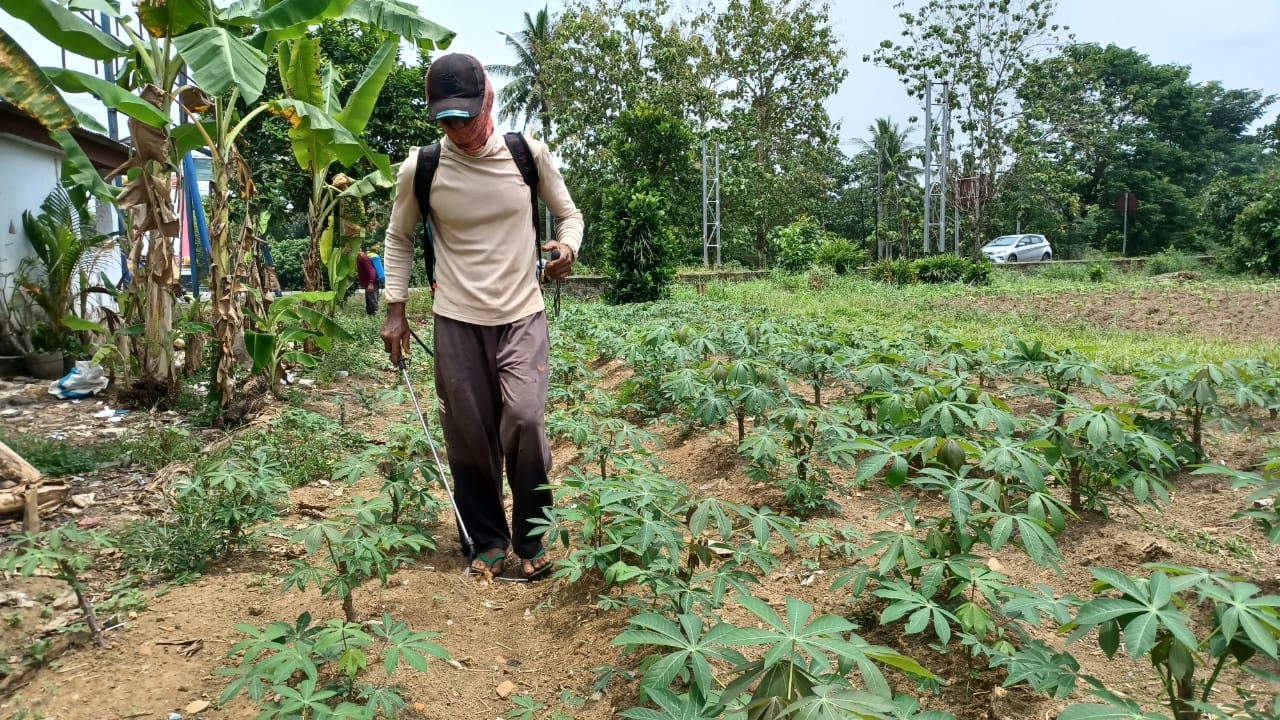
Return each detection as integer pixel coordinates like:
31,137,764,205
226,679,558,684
875,153,885,259
67,575,107,647
303,202,325,293
114,86,178,392
140,242,177,386
1069,459,1083,513
0,485,67,516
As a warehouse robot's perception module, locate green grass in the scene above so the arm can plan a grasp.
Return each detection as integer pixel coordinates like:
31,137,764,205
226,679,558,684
658,273,1280,369
0,431,116,477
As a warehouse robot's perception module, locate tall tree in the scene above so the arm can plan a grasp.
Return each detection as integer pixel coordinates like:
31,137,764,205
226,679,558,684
489,6,557,139
857,118,919,258
544,0,717,263
1016,43,1275,255
869,0,1067,251
712,0,847,265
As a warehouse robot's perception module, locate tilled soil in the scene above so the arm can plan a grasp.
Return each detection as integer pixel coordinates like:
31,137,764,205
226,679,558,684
3,285,1280,719
954,278,1280,343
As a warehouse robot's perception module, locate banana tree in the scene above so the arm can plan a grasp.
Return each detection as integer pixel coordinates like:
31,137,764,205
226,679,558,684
244,291,354,396
5,0,450,409
261,27,438,297
0,0,261,393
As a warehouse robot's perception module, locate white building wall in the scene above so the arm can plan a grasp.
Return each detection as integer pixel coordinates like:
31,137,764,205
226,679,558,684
0,134,62,280
0,134,124,321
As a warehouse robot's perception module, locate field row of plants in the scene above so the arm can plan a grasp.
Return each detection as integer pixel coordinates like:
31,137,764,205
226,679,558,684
4,283,1278,719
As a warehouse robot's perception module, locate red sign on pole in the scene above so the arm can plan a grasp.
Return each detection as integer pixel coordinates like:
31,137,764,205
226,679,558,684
1115,192,1139,212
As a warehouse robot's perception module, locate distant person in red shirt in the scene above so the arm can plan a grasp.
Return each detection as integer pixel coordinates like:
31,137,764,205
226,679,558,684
356,248,379,315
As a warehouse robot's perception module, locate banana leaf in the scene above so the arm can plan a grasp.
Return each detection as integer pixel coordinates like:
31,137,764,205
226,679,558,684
0,0,128,61
172,27,269,103
44,68,171,127
334,37,397,135
137,0,211,38
52,130,119,203
335,0,454,51
0,27,77,131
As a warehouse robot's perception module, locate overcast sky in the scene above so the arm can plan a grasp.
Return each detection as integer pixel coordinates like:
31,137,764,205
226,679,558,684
423,0,1280,146
5,0,1278,148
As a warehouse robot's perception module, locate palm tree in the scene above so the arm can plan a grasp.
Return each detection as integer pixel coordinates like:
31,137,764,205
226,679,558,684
489,6,556,140
857,118,919,258
20,185,114,353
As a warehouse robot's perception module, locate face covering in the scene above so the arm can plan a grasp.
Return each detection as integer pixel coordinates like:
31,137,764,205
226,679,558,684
441,77,495,156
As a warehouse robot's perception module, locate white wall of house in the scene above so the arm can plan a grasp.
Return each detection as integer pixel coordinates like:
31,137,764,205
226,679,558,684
0,133,124,320
0,133,61,279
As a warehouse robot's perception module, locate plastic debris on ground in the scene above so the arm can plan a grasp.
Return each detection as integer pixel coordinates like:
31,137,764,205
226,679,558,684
47,361,110,399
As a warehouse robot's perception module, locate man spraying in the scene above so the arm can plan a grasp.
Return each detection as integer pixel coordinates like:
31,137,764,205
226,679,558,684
379,53,583,579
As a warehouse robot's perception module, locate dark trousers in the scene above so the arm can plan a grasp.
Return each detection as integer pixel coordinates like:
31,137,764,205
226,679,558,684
433,311,552,559
364,285,380,315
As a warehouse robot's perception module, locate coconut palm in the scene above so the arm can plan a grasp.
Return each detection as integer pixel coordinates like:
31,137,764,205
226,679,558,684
489,6,557,140
857,118,920,258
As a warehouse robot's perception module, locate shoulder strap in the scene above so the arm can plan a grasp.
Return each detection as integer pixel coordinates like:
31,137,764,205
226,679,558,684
413,143,442,290
503,132,541,246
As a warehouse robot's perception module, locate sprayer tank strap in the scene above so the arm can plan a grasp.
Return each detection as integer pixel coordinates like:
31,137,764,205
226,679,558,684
413,133,541,290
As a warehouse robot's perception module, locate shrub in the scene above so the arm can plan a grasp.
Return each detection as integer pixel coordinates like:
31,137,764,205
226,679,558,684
1223,184,1280,276
962,258,993,286
866,258,915,285
1144,248,1201,276
124,426,201,472
116,508,222,582
806,265,836,290
234,407,364,487
1036,262,1093,282
895,255,992,286
814,237,867,275
912,254,969,283
769,217,827,272
602,187,680,304
1088,264,1107,282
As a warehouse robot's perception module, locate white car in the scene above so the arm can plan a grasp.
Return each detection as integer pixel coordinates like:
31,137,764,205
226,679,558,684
981,234,1052,263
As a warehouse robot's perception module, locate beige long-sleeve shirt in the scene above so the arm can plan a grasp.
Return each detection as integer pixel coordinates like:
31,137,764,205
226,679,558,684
382,133,584,325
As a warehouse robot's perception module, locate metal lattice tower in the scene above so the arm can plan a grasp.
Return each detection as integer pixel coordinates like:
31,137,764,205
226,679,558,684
922,80,951,255
702,140,722,267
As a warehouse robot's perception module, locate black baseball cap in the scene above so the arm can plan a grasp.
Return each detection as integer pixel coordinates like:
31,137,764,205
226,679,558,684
426,53,485,121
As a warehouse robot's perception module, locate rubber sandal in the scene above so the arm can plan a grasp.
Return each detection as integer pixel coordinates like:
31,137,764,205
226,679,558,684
520,548,553,581
468,549,506,577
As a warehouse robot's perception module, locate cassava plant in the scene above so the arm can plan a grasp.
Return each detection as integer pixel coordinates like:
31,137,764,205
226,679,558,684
662,357,784,443
1,528,112,646
1041,400,1179,513
280,497,433,623
1059,565,1280,720
219,612,448,719
331,422,444,528
1133,358,1245,457
738,402,865,516
173,449,288,553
